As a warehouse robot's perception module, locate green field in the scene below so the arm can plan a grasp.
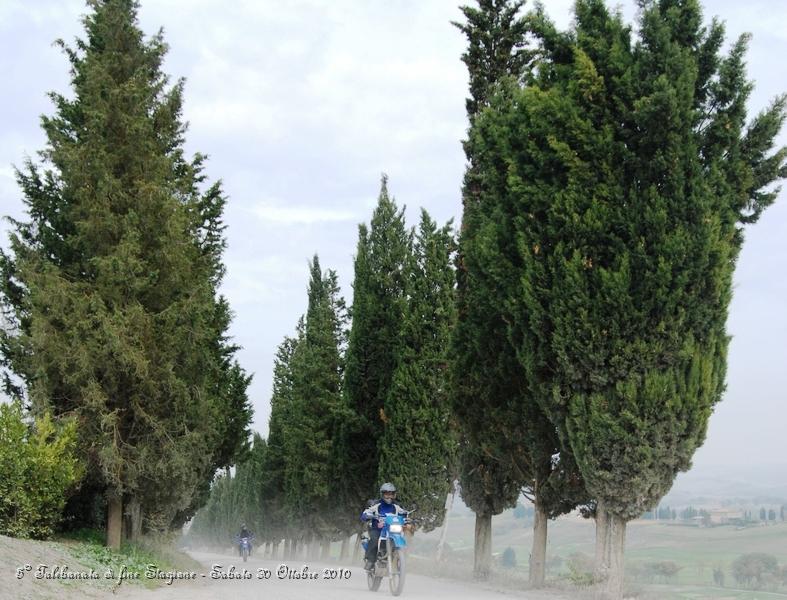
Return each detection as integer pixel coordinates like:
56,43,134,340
408,507,787,598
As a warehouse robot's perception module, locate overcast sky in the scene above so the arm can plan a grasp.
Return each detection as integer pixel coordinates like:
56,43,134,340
1,0,785,473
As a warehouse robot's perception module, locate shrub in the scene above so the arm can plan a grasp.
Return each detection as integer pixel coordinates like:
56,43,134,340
731,553,779,589
566,552,594,587
0,402,83,538
643,560,683,582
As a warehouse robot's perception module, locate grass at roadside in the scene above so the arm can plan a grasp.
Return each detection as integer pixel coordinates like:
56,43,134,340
55,528,201,590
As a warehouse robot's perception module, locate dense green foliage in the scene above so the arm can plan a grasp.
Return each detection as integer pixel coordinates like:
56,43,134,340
378,211,457,532
0,402,83,538
462,0,785,596
0,0,251,538
452,0,535,120
194,182,456,547
258,333,299,546
452,0,585,549
284,256,349,540
479,0,787,522
451,0,532,526
339,177,411,509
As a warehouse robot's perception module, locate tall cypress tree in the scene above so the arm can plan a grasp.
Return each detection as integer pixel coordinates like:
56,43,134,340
479,1,787,598
0,0,251,546
260,329,301,554
452,0,586,583
378,210,456,533
284,256,348,545
339,176,411,513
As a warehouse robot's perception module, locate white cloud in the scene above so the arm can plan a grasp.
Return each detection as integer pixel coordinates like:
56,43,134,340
250,199,358,225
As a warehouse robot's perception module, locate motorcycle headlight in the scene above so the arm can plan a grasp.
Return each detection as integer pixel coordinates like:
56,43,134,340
389,524,403,533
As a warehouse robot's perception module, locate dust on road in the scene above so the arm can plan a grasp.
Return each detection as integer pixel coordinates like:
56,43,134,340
2,536,573,600
110,550,571,600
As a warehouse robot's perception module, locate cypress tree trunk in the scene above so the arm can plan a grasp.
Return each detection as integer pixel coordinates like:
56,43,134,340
529,502,547,587
594,501,627,600
107,496,123,549
473,513,492,580
601,515,627,600
264,541,271,557
594,500,610,584
272,540,280,559
352,533,362,562
287,538,295,559
320,538,331,560
436,487,456,561
125,497,142,543
339,537,349,562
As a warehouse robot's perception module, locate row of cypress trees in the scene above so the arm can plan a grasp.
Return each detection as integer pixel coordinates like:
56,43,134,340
223,181,459,556
451,1,786,599
0,0,252,547
3,5,782,600
189,3,784,600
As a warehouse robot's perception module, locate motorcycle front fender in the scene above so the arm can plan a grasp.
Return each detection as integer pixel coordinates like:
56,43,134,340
390,533,407,549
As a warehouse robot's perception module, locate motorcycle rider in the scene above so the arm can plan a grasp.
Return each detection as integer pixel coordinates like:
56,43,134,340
360,482,408,572
237,523,253,556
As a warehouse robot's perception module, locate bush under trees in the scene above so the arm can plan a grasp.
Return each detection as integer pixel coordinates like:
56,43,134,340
0,402,83,538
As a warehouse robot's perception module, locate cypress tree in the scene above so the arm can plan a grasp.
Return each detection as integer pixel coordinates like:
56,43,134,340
0,0,251,546
232,434,266,539
378,210,457,533
339,177,411,512
479,1,786,597
260,330,301,554
284,256,348,546
452,0,587,583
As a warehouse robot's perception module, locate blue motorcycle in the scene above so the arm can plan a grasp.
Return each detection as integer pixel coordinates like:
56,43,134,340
236,535,253,562
361,511,413,596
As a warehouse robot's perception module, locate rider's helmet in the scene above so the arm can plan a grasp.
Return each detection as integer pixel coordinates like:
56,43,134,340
380,482,397,504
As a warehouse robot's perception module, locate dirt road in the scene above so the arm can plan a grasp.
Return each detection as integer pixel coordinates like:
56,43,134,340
1,535,573,600
110,551,572,600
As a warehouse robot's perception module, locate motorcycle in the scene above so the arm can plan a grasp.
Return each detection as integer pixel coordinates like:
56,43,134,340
361,510,413,596
237,535,253,562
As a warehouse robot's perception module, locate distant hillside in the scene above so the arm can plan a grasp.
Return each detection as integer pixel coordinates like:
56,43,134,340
444,463,787,516
662,463,787,505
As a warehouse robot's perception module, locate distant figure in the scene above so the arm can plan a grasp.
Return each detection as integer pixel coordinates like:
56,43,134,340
238,523,253,556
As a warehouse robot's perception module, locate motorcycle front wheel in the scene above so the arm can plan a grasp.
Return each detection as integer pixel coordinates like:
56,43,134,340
367,569,382,591
387,540,406,596
242,546,249,562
